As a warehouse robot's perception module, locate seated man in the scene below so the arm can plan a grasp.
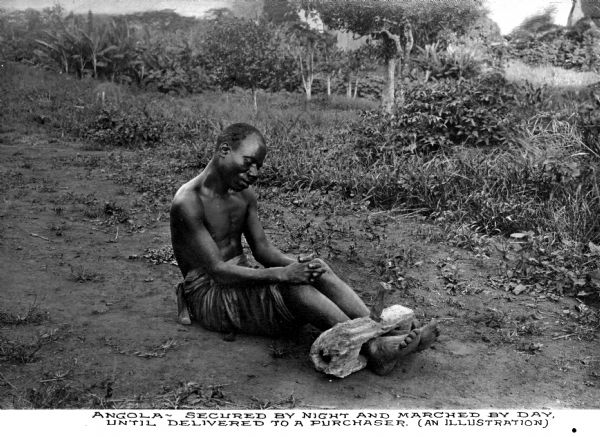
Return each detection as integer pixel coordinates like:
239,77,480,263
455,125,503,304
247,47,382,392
170,123,438,375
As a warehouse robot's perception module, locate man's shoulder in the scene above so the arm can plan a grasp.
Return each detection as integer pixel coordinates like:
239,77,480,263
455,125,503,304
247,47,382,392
171,183,204,218
240,186,258,205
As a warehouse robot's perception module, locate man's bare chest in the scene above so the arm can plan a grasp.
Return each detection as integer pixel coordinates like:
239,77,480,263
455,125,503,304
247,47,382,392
201,195,248,238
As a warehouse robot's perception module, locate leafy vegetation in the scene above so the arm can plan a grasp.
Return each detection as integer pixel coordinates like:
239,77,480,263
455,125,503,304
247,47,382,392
2,1,600,309
506,9,600,72
1,3,600,410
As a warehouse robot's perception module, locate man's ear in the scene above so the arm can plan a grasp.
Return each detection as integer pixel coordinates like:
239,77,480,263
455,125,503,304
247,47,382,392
218,143,231,157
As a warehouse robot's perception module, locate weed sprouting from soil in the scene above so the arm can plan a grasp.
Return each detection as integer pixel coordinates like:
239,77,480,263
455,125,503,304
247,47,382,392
0,326,61,365
249,393,299,410
0,300,48,326
269,343,290,359
26,381,86,408
69,265,104,283
92,382,235,409
0,336,43,364
103,337,179,359
102,202,130,224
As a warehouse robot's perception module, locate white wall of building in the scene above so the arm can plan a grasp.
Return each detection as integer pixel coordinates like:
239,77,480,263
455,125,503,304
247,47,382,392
486,0,573,34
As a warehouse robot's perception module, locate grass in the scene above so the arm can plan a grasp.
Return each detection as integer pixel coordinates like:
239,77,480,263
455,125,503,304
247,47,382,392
69,265,104,283
504,60,600,88
0,336,43,364
3,61,600,300
26,381,86,408
0,301,48,326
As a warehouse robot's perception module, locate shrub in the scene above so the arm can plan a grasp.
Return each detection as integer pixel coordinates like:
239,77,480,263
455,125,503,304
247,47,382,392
351,74,528,158
414,41,484,80
507,20,600,72
577,94,600,158
87,104,167,148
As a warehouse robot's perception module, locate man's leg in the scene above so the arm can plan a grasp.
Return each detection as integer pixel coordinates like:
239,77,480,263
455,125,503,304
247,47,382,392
280,283,351,331
281,279,439,376
306,258,371,319
284,258,440,375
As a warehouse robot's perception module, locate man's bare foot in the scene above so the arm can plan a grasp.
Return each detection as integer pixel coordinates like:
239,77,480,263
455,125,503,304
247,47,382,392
415,319,439,352
384,318,421,336
366,330,421,376
178,307,191,325
366,320,440,376
176,284,191,325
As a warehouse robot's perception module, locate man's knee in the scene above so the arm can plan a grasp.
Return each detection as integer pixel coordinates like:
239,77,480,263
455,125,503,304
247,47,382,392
313,258,333,273
283,284,323,305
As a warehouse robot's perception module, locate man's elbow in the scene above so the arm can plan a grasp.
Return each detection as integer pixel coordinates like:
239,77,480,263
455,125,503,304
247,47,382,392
206,262,236,285
252,246,273,266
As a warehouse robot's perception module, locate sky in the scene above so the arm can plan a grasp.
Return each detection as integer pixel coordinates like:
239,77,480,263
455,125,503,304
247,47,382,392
1,0,575,34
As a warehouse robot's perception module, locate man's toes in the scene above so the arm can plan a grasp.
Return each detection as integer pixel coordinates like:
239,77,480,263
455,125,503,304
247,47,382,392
405,330,418,343
415,320,440,351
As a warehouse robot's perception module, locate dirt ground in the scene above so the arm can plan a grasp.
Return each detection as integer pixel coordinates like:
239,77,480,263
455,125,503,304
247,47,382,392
0,127,599,410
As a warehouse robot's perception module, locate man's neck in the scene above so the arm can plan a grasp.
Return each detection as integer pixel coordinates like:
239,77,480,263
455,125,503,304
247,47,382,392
201,159,230,197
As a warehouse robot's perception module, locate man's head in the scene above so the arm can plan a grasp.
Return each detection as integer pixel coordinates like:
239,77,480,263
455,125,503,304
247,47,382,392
214,123,267,192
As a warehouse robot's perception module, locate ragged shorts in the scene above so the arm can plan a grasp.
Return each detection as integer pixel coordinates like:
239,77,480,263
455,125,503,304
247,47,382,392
178,255,299,337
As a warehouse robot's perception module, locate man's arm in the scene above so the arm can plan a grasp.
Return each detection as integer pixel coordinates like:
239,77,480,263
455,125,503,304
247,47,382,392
243,190,298,268
172,195,316,286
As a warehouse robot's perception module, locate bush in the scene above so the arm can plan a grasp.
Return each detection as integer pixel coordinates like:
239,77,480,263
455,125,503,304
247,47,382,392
414,41,484,80
6,60,600,247
578,92,600,158
351,74,530,158
507,21,600,72
87,104,167,148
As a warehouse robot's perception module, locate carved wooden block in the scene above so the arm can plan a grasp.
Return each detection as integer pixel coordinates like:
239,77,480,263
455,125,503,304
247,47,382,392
310,305,414,378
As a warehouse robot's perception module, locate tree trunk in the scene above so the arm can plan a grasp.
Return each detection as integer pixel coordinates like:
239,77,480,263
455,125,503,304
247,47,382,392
306,52,314,101
301,72,313,101
346,78,352,98
353,77,359,99
568,0,585,27
92,55,97,78
396,77,405,108
252,88,258,112
326,74,332,97
376,23,412,114
298,53,313,101
382,57,396,114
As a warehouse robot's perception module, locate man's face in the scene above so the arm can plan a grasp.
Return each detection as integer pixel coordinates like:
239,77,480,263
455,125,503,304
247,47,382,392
223,134,266,192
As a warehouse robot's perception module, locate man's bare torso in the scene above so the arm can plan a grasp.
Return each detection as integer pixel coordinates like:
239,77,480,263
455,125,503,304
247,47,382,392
171,176,251,277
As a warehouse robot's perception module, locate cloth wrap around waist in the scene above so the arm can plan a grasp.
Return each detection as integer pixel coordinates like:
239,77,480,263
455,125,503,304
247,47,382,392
178,254,299,336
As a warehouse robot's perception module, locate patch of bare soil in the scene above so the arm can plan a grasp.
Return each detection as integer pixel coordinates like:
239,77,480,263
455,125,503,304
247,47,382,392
0,131,599,409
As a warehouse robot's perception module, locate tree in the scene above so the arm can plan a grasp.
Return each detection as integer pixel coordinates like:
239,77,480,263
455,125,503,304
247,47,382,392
286,21,331,101
320,35,344,98
341,44,379,99
262,0,298,23
295,0,486,113
201,17,294,110
35,27,74,74
78,18,117,79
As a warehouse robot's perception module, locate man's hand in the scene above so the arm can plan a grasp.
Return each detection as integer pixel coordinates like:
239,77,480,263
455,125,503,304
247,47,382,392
297,253,316,263
281,260,325,284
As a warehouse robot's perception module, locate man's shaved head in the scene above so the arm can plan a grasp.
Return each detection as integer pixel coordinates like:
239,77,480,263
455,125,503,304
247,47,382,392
215,123,266,152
